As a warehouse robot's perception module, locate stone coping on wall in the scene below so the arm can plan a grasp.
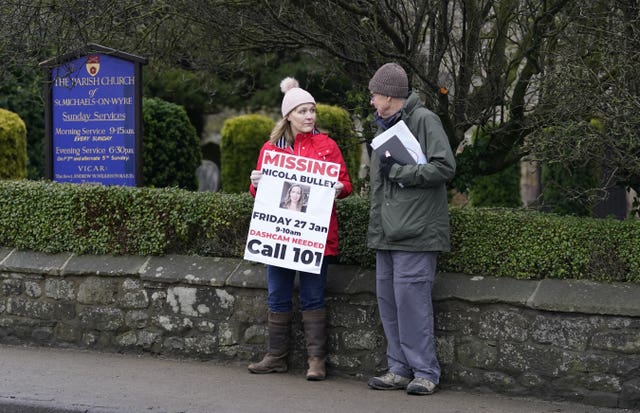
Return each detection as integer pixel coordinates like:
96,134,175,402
1,247,639,317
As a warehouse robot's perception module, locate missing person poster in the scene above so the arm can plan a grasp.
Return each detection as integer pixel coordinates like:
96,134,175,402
244,150,340,274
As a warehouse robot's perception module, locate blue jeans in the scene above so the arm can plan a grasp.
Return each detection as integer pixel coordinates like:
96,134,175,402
267,260,328,312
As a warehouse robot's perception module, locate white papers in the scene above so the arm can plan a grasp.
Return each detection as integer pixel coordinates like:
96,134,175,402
370,120,427,164
244,151,339,274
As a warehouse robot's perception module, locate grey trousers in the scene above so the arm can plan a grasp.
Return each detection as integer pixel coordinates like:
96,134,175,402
375,250,440,383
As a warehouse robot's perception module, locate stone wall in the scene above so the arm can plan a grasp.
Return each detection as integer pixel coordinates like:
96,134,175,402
1,247,639,409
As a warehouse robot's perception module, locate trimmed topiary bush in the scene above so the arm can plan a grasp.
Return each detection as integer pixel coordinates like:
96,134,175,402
142,97,201,190
316,103,361,186
0,68,44,180
220,114,275,193
0,108,28,179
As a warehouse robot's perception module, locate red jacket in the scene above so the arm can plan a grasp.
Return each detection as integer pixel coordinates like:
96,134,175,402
250,131,352,256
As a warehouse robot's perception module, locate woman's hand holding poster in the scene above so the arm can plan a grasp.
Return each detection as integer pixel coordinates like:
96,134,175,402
244,150,339,274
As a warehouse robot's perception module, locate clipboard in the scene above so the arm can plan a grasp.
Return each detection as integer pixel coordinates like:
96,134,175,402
372,135,418,165
370,120,427,165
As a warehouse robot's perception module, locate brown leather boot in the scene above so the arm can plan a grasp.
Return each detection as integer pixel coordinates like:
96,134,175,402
248,311,292,374
306,356,326,381
302,308,327,381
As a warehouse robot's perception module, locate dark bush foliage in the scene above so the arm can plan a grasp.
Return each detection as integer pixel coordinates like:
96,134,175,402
469,163,522,208
142,97,201,190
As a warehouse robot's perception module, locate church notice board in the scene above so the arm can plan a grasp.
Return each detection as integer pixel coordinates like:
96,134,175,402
40,44,147,186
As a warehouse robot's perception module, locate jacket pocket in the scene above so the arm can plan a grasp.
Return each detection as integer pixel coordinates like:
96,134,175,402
380,189,427,241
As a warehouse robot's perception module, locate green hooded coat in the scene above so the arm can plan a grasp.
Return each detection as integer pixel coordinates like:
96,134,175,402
367,92,456,252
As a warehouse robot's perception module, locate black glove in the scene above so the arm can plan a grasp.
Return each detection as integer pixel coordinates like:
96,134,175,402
379,154,400,178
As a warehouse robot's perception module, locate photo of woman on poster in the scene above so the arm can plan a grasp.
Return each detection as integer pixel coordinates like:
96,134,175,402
280,182,307,213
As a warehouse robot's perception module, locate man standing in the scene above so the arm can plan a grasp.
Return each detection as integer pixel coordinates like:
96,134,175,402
366,63,456,395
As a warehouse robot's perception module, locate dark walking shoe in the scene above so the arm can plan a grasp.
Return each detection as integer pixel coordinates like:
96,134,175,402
406,377,437,395
368,372,411,390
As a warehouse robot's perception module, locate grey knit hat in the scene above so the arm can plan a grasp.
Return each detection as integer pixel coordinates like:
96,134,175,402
368,63,409,98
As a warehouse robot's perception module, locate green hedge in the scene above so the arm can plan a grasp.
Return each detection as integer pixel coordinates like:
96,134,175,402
0,180,638,283
0,180,252,257
443,207,640,282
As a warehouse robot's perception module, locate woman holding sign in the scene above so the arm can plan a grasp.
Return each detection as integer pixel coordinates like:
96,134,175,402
248,77,352,381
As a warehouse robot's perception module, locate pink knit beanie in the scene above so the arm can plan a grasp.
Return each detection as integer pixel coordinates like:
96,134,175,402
368,63,409,98
280,77,316,116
